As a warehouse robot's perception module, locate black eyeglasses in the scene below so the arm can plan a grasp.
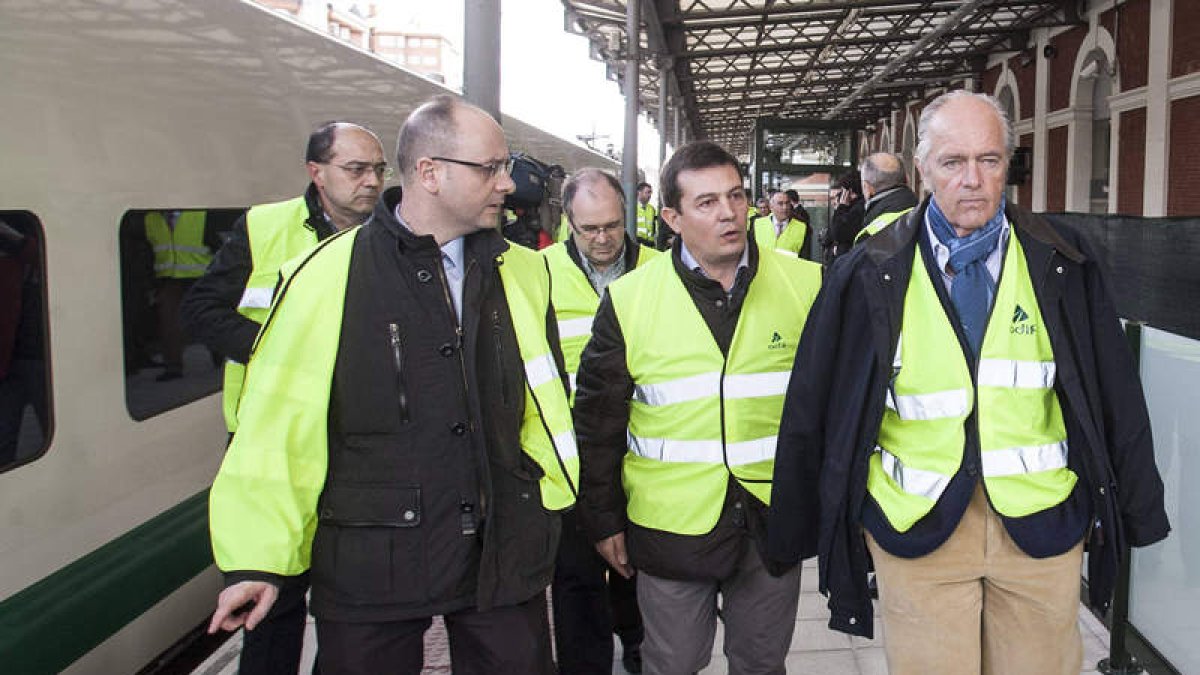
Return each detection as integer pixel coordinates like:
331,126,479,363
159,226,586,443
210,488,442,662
324,162,393,180
431,156,515,180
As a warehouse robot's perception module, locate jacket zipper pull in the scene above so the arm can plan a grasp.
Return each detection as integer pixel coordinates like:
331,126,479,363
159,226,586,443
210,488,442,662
388,322,410,424
460,500,477,536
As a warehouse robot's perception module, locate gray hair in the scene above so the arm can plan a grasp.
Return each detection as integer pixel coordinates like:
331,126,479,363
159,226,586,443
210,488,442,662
561,168,625,225
860,152,907,192
914,90,1014,168
396,94,461,177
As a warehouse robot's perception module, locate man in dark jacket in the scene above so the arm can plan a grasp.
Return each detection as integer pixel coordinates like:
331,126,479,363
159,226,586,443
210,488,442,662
575,141,822,674
769,91,1169,675
855,152,918,244
821,170,864,263
180,121,384,675
207,95,575,675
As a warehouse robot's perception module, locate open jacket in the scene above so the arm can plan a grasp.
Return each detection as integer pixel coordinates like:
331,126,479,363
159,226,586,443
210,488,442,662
768,196,1169,638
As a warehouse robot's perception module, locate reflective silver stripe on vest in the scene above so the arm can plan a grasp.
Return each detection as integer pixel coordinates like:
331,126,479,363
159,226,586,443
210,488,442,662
981,440,1068,477
885,388,970,421
238,286,274,310
633,372,719,406
723,371,791,400
525,354,559,390
557,317,593,340
628,433,777,466
633,371,790,407
977,359,1056,389
553,430,580,461
875,445,952,501
568,372,577,393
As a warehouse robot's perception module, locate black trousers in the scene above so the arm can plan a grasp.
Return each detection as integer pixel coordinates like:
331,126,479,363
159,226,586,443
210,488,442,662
552,510,644,675
314,592,555,675
239,573,309,675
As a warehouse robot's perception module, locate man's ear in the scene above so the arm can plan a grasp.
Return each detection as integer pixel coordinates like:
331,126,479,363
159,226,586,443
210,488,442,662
414,157,440,194
661,206,682,234
306,161,323,189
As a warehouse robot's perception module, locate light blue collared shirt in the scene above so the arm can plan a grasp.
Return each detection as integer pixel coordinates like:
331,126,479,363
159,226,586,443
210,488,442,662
679,240,750,298
394,205,465,323
923,212,1009,294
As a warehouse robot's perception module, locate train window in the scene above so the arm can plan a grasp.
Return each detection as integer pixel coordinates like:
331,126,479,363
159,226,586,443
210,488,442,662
119,208,246,421
1,211,52,473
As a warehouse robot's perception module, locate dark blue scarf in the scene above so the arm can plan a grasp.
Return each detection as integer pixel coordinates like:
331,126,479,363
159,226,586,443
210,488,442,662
927,195,1006,357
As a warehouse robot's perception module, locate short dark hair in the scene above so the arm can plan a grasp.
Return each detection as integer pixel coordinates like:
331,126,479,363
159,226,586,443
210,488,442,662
305,121,345,163
784,189,800,203
837,170,862,195
562,168,626,226
305,121,379,164
659,140,742,211
396,94,460,175
636,182,652,191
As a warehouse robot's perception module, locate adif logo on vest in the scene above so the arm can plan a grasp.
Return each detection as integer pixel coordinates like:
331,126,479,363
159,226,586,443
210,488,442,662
768,331,792,350
1011,304,1037,335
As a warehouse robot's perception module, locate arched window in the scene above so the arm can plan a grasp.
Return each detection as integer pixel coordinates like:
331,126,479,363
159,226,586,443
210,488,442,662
1086,53,1113,214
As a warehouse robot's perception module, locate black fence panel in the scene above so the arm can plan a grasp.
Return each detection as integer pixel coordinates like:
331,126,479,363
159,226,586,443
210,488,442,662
1042,213,1200,341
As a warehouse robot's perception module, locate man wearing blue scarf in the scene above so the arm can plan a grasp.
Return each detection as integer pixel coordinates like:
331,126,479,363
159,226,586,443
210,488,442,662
769,91,1169,675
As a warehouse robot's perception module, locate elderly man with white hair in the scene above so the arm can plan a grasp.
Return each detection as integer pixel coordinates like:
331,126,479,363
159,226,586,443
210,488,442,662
768,90,1169,675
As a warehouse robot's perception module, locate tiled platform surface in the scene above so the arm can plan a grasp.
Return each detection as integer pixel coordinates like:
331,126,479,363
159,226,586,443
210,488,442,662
193,558,1111,674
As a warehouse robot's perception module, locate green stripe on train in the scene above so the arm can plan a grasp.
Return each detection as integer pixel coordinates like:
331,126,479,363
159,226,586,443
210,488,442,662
0,490,212,674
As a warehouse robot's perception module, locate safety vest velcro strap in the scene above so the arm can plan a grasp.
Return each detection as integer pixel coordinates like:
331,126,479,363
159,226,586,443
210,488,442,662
238,286,274,310
557,317,593,340
552,430,579,461
885,388,970,420
634,370,790,407
524,353,559,390
977,359,1056,389
875,445,952,501
981,441,1068,477
628,434,776,466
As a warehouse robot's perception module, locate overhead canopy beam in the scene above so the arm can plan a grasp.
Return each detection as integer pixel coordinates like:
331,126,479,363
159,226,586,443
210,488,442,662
824,0,990,120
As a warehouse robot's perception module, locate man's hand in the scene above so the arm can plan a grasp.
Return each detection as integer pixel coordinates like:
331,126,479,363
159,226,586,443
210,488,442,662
596,532,634,579
208,581,279,634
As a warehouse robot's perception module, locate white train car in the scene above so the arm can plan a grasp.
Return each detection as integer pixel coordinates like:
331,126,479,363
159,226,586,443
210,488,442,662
0,2,616,673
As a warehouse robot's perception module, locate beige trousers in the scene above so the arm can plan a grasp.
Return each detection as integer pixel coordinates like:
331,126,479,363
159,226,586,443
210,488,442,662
865,484,1084,675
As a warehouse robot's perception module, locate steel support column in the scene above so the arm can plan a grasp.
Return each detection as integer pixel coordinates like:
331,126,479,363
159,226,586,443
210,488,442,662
658,59,670,172
464,0,501,121
623,0,641,238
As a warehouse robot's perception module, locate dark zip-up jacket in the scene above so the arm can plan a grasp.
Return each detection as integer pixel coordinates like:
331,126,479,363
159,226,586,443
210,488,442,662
768,197,1169,637
858,185,918,242
229,189,568,623
181,183,333,363
574,237,782,581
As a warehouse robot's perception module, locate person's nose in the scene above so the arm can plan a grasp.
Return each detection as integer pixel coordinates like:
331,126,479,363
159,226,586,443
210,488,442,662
495,171,516,195
962,160,982,188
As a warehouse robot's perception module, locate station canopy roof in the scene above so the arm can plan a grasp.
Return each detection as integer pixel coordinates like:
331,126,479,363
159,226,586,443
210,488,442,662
560,0,1083,157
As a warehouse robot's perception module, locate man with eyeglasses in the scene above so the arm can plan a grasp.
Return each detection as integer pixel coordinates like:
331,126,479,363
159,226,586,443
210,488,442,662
541,168,655,674
207,95,577,674
180,119,384,675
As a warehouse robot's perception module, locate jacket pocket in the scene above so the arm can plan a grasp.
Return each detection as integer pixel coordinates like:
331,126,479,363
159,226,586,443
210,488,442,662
388,322,411,425
312,485,427,604
319,484,421,527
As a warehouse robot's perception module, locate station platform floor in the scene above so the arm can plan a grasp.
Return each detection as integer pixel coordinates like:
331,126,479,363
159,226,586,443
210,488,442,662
192,558,1112,674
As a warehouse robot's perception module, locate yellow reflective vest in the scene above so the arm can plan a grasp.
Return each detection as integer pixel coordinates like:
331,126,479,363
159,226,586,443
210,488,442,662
144,210,212,279
607,249,822,535
210,230,578,575
542,241,657,397
221,197,324,431
867,232,1076,532
854,207,914,244
636,203,656,241
751,216,809,257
